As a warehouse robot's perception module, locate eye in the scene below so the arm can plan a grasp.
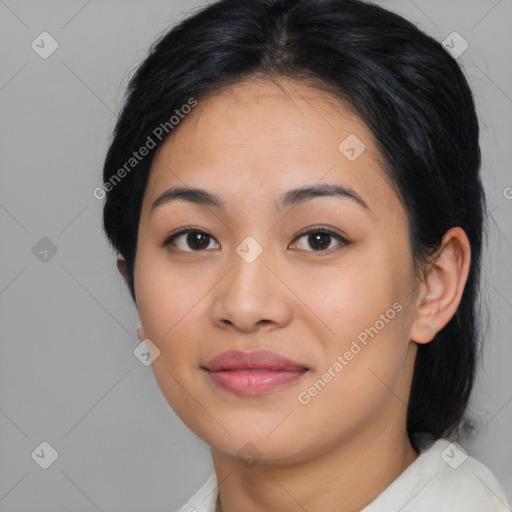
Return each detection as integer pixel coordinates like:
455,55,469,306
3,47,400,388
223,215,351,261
162,226,348,253
162,229,220,252
289,226,348,252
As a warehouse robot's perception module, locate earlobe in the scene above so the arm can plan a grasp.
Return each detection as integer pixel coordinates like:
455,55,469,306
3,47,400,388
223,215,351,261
410,227,471,344
137,325,146,341
117,254,127,277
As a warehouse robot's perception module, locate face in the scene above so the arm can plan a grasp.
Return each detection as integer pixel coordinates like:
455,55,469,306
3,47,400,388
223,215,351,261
133,77,420,464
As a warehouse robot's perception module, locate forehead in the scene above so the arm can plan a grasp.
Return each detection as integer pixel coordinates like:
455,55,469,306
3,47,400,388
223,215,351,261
162,77,372,159
144,77,401,219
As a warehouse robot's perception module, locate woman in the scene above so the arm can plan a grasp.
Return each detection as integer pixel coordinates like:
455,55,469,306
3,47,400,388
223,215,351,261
100,0,510,510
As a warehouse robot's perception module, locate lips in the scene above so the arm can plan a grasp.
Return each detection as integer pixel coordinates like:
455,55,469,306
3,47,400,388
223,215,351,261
202,350,308,372
201,350,309,395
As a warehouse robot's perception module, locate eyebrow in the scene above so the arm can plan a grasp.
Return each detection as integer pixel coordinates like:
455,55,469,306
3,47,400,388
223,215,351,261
150,182,370,213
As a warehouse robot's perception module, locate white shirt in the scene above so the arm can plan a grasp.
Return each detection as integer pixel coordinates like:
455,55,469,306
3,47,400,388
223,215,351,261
175,436,511,511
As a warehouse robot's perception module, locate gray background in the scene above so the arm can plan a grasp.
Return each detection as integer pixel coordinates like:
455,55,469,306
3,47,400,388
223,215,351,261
1,0,511,510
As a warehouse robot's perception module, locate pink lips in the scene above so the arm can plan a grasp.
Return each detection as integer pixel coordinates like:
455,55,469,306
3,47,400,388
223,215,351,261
202,350,309,395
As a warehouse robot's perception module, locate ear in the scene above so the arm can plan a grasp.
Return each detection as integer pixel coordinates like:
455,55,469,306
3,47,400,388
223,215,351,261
117,254,127,278
136,325,146,341
410,227,471,344
117,255,145,340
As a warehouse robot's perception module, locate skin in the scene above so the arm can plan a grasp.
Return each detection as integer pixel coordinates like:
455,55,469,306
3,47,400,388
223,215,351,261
121,77,471,512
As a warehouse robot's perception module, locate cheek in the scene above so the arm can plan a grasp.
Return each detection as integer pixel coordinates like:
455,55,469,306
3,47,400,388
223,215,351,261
303,260,397,342
303,259,409,390
133,254,205,419
296,284,409,436
134,247,197,344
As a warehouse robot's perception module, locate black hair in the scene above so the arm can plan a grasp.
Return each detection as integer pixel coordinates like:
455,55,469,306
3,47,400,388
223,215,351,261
101,0,486,440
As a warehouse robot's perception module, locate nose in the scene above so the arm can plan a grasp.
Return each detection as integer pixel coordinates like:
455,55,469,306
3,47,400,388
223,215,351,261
209,242,293,333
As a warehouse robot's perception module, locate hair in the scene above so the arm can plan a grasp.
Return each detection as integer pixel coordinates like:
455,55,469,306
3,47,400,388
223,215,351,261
101,0,486,441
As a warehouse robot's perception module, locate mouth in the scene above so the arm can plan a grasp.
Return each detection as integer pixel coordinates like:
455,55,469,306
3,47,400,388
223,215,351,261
201,350,310,396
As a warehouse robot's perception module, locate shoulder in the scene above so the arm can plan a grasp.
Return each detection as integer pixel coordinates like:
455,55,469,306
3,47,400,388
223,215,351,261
421,438,510,511
364,436,511,512
174,439,510,512
174,473,218,512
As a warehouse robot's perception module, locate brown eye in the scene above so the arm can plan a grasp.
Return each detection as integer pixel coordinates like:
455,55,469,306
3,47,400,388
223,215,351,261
290,227,348,252
163,230,220,252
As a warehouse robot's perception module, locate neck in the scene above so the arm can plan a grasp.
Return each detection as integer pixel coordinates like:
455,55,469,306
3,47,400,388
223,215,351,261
211,424,418,512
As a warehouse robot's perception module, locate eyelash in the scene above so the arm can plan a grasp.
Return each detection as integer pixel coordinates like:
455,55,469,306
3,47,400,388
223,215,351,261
161,225,349,254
